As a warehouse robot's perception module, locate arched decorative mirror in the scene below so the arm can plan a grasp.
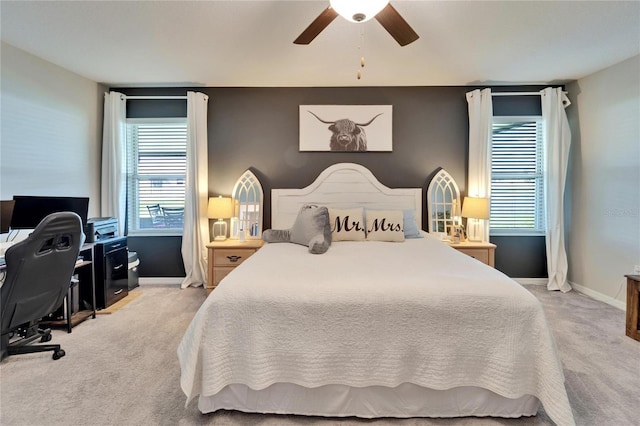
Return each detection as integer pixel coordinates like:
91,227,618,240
427,169,461,236
231,170,264,239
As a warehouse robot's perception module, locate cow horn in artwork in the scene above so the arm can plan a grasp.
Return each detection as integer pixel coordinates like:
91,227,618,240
307,111,383,127
354,113,383,127
307,111,335,124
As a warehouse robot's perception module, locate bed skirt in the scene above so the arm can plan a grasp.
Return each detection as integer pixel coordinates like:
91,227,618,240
198,383,541,419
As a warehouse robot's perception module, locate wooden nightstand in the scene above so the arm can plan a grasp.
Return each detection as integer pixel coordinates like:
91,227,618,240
448,241,496,267
206,239,264,294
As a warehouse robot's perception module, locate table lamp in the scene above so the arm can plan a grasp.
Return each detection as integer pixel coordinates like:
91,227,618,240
461,196,489,242
208,196,233,241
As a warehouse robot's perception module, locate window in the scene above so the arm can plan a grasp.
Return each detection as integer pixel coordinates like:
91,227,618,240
126,118,187,234
490,116,544,235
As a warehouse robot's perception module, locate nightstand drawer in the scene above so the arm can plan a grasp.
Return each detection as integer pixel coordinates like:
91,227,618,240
448,242,495,267
213,267,234,286
206,240,264,294
213,249,256,267
456,248,490,265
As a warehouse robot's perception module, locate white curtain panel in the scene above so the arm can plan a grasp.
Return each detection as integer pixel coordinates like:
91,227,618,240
100,92,127,235
541,87,572,293
466,88,493,242
181,92,210,289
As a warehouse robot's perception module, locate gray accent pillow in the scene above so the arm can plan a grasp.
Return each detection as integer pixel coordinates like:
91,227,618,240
263,204,332,254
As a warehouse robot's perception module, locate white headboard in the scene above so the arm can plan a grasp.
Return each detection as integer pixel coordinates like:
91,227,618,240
271,163,422,229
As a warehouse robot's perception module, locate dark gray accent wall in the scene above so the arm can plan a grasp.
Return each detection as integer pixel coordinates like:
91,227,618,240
490,235,547,278
114,86,549,279
127,236,185,277
490,89,547,279
204,86,470,231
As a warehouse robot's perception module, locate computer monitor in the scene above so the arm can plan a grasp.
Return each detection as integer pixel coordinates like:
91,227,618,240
10,196,90,230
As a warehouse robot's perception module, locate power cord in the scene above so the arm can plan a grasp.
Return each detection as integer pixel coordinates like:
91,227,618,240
613,278,626,300
7,229,19,242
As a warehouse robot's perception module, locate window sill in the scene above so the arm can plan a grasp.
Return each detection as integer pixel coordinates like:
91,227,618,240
128,230,183,237
490,231,545,237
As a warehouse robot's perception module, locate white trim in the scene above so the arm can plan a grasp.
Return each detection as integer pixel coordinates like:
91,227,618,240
127,230,184,237
514,278,547,286
517,278,626,311
569,281,626,311
139,277,184,286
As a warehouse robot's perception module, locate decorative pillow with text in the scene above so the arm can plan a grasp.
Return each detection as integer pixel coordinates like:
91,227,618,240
328,208,366,241
365,210,405,242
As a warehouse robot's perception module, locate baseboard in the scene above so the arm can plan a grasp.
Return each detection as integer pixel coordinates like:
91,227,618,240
515,277,626,311
514,278,548,286
139,277,183,286
569,280,626,311
138,277,626,310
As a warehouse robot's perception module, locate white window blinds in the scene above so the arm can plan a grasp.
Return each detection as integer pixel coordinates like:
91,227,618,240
490,117,545,235
126,119,187,233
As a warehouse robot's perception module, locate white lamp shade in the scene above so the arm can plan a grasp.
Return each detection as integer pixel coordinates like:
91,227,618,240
461,197,490,220
330,0,389,23
208,196,233,219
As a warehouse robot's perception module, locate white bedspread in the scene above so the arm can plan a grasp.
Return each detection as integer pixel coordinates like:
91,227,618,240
178,235,574,426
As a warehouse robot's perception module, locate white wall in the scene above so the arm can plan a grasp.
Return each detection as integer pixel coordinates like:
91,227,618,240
0,42,104,217
566,55,640,308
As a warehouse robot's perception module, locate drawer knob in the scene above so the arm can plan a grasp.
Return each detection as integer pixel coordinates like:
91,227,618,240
227,255,242,263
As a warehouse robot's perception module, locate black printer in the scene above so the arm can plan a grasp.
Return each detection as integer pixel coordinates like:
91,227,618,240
84,217,118,242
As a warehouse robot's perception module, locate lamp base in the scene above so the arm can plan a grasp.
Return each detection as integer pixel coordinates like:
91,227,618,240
466,218,484,242
213,220,227,241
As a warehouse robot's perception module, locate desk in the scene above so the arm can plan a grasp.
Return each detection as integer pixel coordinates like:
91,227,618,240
626,275,640,342
40,243,97,333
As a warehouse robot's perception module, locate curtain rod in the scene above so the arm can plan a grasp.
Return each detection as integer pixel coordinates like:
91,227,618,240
125,93,567,99
123,95,187,100
491,91,568,97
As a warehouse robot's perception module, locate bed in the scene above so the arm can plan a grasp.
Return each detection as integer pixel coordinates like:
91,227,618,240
178,163,574,425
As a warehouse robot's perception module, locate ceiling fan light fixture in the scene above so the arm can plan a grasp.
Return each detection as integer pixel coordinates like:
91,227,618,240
330,0,389,23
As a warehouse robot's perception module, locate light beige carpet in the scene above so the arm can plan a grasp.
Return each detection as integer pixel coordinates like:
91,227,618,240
95,290,143,315
0,284,638,426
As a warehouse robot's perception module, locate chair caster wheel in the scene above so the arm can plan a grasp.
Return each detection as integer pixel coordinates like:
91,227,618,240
41,333,52,342
52,349,65,360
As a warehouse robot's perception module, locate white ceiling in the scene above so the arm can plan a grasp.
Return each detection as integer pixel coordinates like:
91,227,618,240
1,0,639,87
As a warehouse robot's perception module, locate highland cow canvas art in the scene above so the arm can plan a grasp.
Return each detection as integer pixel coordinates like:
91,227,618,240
299,105,392,152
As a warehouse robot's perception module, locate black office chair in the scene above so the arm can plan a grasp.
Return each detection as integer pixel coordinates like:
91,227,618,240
1,212,85,361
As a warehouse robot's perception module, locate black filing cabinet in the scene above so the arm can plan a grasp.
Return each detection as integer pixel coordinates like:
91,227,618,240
94,237,128,309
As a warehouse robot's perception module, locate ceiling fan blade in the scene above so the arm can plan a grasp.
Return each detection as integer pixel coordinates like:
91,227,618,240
375,3,419,46
294,7,339,45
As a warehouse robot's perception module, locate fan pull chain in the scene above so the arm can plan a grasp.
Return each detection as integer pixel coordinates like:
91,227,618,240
356,26,366,80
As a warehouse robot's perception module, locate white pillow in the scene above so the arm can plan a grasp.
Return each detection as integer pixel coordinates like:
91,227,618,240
328,208,366,241
365,210,405,242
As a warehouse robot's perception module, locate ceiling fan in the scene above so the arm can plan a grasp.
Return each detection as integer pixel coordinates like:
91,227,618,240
294,0,419,47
